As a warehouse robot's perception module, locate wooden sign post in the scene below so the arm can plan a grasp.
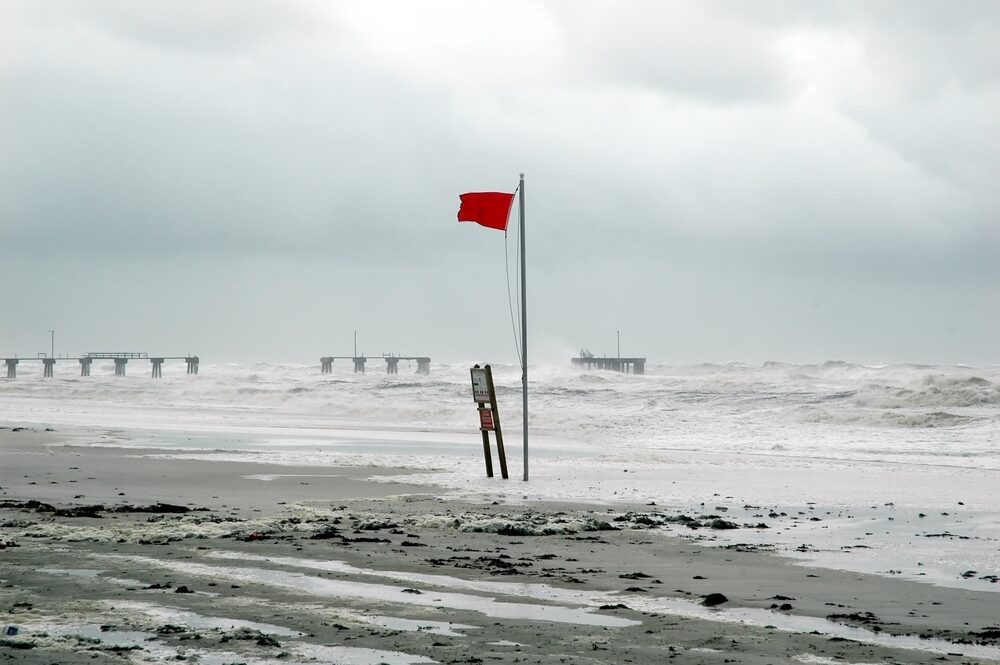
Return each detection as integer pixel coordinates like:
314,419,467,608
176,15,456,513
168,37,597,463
470,364,508,479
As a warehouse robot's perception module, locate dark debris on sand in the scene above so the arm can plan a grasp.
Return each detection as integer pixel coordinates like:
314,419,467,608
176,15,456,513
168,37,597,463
0,500,206,518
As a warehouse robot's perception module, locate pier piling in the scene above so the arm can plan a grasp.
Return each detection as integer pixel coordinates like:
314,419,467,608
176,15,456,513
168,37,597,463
319,354,430,375
571,356,646,375
2,352,198,379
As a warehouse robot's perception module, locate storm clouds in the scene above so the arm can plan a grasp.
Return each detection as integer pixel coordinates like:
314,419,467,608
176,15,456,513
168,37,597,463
1,1,997,364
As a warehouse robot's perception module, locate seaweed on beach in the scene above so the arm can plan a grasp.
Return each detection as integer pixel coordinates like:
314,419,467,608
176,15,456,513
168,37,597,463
970,627,1000,641
111,503,204,514
0,500,105,518
612,511,730,530
0,500,205,518
54,505,105,518
827,611,882,627
342,536,390,543
220,627,282,647
309,525,343,540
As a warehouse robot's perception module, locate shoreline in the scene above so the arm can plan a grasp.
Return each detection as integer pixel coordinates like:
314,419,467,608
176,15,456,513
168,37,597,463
2,426,1000,663
5,424,1000,594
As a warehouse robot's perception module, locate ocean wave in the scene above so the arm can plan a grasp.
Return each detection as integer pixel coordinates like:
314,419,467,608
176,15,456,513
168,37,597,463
2,360,998,470
811,390,857,402
799,407,981,429
375,381,451,391
854,375,1000,409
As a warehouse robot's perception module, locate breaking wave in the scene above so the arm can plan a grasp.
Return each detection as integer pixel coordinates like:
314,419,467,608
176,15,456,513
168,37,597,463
854,375,1000,409
799,408,981,429
1,359,998,468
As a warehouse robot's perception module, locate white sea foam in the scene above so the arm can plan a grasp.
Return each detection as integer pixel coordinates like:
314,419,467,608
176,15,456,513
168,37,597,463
2,361,999,589
356,615,478,637
97,551,1000,661
20,513,292,544
2,361,996,467
103,554,639,628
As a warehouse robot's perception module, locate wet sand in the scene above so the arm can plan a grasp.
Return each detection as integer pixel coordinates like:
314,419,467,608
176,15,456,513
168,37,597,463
2,427,999,664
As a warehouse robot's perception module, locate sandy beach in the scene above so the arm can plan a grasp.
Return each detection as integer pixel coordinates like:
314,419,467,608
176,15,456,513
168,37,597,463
4,0,999,660
2,426,999,665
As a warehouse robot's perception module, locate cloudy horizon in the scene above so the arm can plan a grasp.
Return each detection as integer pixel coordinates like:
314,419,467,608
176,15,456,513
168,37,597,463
1,1,997,366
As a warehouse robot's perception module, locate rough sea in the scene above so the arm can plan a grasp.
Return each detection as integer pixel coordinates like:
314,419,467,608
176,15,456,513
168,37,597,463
2,360,998,592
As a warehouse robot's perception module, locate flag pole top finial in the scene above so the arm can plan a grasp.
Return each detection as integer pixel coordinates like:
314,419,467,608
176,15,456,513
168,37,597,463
519,173,524,179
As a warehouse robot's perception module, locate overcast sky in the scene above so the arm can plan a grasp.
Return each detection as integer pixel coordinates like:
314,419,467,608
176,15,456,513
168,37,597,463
1,1,997,366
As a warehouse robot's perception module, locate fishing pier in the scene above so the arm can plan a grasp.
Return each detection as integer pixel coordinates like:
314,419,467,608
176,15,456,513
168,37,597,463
320,355,431,375
571,355,646,374
4,353,200,379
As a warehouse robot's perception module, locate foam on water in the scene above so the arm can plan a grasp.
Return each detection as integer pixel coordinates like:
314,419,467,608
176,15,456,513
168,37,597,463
1,360,997,466
3,361,999,588
102,554,639,628
29,619,432,665
93,551,1000,661
108,600,304,636
357,615,478,637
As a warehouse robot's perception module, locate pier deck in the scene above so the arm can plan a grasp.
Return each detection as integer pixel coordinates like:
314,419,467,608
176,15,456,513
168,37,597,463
571,356,646,375
4,353,199,378
321,355,431,374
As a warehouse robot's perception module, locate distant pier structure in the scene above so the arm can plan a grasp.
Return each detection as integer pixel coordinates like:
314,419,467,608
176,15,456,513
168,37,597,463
321,354,431,375
571,349,645,375
4,352,199,379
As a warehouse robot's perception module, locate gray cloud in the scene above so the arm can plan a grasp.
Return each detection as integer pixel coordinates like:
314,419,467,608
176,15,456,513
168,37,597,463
12,0,322,55
1,1,998,363
555,1,791,102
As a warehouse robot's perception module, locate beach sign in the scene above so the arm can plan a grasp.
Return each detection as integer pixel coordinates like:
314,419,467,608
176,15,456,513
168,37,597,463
470,364,507,479
471,367,491,404
479,407,494,431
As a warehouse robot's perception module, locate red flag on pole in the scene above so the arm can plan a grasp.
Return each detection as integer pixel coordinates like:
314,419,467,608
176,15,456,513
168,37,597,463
457,192,514,231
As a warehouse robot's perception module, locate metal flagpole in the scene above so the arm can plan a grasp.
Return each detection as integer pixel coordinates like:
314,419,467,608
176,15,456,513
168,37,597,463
519,173,528,481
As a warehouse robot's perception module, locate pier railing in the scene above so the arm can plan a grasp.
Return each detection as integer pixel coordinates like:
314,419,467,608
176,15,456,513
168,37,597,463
3,353,199,379
320,355,431,375
85,352,149,359
571,356,646,375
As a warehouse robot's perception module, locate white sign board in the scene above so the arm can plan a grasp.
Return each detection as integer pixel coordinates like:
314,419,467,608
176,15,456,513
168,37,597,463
471,368,491,403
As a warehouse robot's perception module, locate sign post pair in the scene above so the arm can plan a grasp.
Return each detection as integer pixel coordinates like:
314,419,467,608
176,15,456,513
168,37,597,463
470,364,508,479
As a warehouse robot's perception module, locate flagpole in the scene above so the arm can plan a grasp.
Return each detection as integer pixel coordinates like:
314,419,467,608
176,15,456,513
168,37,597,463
519,173,528,481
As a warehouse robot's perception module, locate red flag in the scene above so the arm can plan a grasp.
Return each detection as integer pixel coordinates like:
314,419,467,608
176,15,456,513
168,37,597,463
457,192,514,231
